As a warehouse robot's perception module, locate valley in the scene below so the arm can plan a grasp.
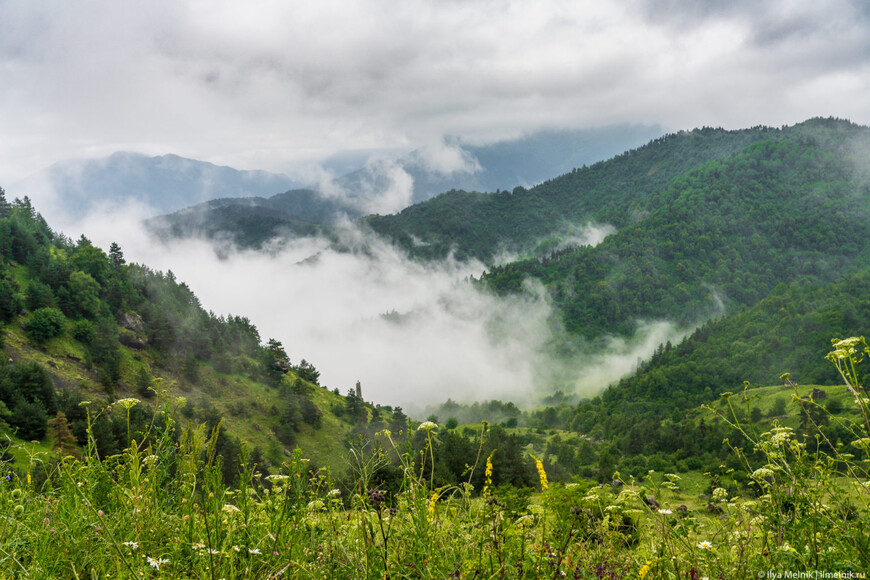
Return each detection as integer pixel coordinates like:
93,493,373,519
1,117,869,576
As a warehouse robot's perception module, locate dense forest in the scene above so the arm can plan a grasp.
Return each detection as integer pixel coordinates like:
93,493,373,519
0,188,348,483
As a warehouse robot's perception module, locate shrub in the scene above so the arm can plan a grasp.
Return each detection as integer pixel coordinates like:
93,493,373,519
69,319,95,344
25,307,66,343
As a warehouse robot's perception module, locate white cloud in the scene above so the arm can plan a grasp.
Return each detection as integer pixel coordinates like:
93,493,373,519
410,141,481,177
62,205,686,413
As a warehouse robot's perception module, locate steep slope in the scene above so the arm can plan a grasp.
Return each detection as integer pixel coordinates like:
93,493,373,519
363,124,785,262
0,189,382,476
485,119,870,339
604,271,870,408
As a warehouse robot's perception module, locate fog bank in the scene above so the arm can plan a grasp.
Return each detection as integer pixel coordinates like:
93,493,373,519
64,206,687,413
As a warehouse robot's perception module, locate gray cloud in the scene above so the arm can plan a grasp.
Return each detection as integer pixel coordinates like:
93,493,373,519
2,0,870,184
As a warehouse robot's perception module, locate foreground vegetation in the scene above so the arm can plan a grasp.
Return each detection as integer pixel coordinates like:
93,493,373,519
0,339,868,578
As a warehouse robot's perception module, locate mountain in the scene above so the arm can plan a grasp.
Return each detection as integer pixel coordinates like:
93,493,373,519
147,125,663,248
144,189,346,249
362,116,870,402
334,124,665,206
478,118,870,338
363,125,787,262
16,152,303,219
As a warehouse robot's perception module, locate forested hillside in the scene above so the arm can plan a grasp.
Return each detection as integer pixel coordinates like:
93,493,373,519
146,189,339,250
485,121,870,337
362,118,870,481
364,124,786,261
0,188,386,480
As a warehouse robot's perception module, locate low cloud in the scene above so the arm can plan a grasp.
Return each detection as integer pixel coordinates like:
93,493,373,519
409,140,481,176
312,155,415,216
551,222,617,254
61,204,690,415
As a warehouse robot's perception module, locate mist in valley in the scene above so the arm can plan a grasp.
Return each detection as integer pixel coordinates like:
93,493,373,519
50,191,689,415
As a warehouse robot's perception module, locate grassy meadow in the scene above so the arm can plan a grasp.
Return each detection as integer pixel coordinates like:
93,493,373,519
1,339,869,578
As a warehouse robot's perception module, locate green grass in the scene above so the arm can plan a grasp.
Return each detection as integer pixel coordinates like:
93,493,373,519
1,396,867,579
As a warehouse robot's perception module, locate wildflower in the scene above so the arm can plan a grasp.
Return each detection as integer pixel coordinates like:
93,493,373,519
97,509,104,516
143,455,159,467
533,456,548,491
192,542,206,550
827,337,866,360
697,540,713,550
427,492,438,523
417,421,437,431
114,398,140,410
483,451,494,500
712,487,728,502
327,488,341,497
751,467,775,480
123,541,139,549
657,508,672,515
221,504,240,514
232,545,240,552
266,474,289,482
146,556,168,570
769,427,793,448
639,561,652,579
248,548,262,555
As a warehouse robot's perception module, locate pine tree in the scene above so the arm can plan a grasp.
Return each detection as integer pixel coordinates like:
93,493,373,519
108,242,125,269
48,412,80,458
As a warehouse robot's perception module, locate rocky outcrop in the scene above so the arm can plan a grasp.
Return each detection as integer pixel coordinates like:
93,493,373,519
118,312,146,333
117,312,148,349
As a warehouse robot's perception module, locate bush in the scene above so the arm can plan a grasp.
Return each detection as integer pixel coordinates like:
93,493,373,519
69,319,95,344
25,307,66,343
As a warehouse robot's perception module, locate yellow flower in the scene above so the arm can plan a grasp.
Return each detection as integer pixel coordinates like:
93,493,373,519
427,492,438,523
534,457,548,491
639,561,652,579
482,451,495,500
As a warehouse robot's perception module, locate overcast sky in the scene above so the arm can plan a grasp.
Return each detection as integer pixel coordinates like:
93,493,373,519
2,0,870,183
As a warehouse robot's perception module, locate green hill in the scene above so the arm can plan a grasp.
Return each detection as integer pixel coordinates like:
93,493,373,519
363,123,788,262
362,117,870,479
0,190,384,478
145,188,341,250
